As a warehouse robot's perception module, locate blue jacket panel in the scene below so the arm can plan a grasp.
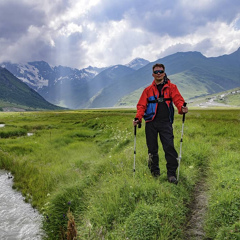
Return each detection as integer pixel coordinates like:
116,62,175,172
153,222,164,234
143,95,157,121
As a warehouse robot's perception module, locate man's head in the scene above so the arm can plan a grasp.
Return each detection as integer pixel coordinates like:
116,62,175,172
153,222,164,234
152,63,165,72
152,63,165,84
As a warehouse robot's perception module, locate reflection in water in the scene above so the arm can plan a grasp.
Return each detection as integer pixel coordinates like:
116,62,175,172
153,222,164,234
0,170,45,240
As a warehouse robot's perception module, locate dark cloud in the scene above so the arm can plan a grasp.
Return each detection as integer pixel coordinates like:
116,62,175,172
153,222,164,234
123,0,240,37
88,0,240,37
0,2,45,40
0,0,70,40
87,0,140,22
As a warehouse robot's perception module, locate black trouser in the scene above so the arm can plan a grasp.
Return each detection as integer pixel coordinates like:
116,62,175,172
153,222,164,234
145,120,178,177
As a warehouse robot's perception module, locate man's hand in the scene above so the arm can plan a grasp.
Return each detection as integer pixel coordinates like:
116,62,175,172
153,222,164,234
133,118,140,126
182,106,188,113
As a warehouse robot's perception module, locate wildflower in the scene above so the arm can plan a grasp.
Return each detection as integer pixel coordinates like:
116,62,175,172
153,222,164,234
46,215,50,222
68,201,71,205
87,220,92,229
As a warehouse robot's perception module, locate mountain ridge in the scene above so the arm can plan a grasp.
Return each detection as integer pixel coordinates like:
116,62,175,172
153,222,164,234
91,49,240,108
1,48,239,109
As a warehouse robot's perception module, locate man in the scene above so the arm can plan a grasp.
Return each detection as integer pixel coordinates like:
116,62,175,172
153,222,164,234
133,63,188,184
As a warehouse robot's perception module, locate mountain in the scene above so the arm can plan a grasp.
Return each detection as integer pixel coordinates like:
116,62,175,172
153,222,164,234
1,48,240,109
1,61,103,91
125,58,150,70
89,49,240,108
0,67,63,111
83,65,136,108
1,61,105,108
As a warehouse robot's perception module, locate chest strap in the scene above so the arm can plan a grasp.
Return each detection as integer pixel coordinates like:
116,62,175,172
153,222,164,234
149,88,172,103
148,97,172,103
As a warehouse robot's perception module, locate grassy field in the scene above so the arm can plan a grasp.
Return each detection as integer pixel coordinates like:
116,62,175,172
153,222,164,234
0,109,239,239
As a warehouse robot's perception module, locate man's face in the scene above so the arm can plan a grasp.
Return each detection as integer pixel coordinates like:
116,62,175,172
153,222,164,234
152,66,165,84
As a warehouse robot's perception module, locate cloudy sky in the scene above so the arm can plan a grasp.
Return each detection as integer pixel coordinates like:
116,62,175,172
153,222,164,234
0,0,240,69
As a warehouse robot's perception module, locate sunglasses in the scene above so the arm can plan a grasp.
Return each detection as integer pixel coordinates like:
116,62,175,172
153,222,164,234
153,70,164,74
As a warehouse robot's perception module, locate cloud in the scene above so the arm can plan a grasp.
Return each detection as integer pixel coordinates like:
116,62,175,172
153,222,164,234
122,0,240,37
0,0,239,69
0,1,44,41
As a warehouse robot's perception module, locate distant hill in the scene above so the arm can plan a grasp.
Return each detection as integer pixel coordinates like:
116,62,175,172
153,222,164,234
188,87,240,108
111,48,240,108
0,67,64,111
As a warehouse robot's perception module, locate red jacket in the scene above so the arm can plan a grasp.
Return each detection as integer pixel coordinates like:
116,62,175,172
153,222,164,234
135,79,185,123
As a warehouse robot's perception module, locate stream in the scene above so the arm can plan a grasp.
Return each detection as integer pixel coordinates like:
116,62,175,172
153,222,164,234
0,170,45,240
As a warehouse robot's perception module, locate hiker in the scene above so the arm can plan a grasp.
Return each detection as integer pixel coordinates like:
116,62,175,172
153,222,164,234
133,63,188,184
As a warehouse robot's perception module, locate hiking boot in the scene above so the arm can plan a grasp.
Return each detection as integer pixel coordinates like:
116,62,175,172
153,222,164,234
168,176,178,185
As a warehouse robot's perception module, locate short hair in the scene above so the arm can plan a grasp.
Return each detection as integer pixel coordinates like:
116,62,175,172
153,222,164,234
152,63,165,72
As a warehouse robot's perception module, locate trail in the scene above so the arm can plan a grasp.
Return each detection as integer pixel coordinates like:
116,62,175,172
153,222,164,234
184,177,209,240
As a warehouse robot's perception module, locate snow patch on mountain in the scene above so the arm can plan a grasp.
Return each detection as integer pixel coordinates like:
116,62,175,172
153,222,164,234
17,63,49,88
125,58,150,70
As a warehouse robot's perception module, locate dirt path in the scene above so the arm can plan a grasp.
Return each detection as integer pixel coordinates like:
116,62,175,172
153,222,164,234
184,178,209,240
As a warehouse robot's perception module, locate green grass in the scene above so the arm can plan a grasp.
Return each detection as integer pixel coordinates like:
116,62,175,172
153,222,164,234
0,109,239,239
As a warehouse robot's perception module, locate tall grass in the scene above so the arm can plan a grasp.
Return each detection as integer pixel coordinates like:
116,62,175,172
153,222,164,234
0,109,239,239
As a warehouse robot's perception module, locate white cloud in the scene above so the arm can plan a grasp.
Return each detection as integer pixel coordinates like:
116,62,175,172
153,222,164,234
65,0,101,20
81,19,133,66
58,23,83,37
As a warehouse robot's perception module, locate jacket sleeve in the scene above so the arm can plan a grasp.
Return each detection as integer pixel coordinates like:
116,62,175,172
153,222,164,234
135,88,148,122
171,84,185,114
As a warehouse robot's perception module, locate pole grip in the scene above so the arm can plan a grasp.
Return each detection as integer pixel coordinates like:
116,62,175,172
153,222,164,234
182,102,187,123
134,118,141,129
134,125,137,136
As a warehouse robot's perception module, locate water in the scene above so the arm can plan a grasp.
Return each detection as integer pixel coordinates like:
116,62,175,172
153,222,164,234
0,170,45,240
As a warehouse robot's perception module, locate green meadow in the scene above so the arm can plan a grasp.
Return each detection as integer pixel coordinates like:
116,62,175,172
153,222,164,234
0,109,239,239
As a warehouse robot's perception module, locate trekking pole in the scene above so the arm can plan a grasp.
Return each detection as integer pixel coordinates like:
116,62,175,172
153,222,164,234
177,103,187,182
133,119,141,176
